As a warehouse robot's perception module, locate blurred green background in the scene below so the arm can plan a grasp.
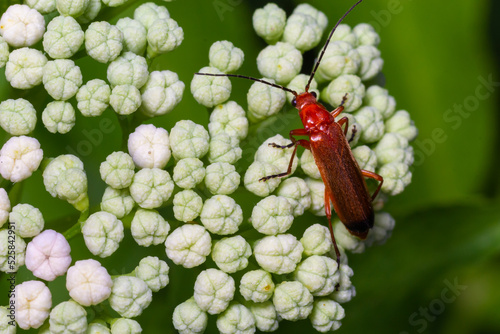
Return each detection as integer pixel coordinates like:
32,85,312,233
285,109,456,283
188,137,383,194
1,0,499,333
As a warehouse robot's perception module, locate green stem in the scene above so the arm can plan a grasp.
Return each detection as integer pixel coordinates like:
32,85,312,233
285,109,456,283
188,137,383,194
63,209,89,240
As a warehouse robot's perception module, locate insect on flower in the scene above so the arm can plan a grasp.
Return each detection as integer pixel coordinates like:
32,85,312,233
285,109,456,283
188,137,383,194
195,0,383,264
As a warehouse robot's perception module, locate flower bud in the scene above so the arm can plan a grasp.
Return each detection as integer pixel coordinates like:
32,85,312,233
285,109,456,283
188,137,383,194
254,234,303,274
257,42,302,85
0,5,45,47
295,255,339,296
0,36,8,69
239,269,275,303
100,151,135,189
276,177,311,216
216,303,255,334
43,59,82,100
300,149,321,179
25,0,57,14
254,134,297,173
209,40,244,73
49,300,87,334
208,133,242,164
131,209,170,247
251,195,294,235
77,0,100,24
43,15,84,59
212,235,251,273
165,224,211,268
5,47,47,89
329,264,356,303
244,161,281,197
0,229,26,272
66,259,112,306
42,101,76,134
82,211,124,257
321,74,365,112
85,21,123,63
204,162,240,195
110,85,142,115
352,145,377,172
353,23,380,47
100,187,135,219
247,78,286,122
172,297,208,334
273,281,313,320
282,13,324,52
364,85,396,119
364,212,395,247
14,280,51,329
354,106,385,143
173,190,203,222
194,268,235,315
56,0,89,17
135,256,169,292
107,52,149,89
140,70,184,117
305,178,326,216
252,3,286,44
0,136,43,183
385,110,418,141
0,306,16,334
129,168,174,209
169,120,210,160
9,203,44,238
301,224,333,257
357,45,383,81
0,98,37,136
286,74,319,104
173,158,205,189
293,3,328,30
315,41,361,83
249,301,279,332
309,298,345,332
134,2,170,30
378,162,412,195
0,188,10,228
374,133,414,165
128,124,171,169
200,195,243,235
110,318,141,334
191,66,231,108
209,101,249,140
76,79,111,117
109,276,152,318
331,24,357,45
116,17,147,55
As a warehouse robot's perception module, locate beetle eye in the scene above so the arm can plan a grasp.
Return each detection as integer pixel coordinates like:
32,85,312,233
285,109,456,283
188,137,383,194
311,91,317,98
291,97,297,107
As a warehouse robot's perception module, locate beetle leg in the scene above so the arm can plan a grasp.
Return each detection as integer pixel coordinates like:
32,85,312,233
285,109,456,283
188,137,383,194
361,170,384,201
324,189,341,266
337,117,357,143
330,93,348,118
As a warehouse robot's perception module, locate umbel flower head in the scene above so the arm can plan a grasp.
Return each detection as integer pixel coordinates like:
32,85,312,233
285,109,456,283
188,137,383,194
0,1,416,333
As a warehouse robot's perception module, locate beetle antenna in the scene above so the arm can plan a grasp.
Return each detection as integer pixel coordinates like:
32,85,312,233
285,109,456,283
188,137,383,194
195,73,298,96
305,0,363,92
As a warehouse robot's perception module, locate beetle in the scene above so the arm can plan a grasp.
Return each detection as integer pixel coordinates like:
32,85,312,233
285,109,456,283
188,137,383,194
196,0,383,263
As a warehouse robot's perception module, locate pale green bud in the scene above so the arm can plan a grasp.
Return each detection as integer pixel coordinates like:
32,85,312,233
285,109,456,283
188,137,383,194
378,162,412,195
43,59,82,101
334,220,365,253
321,74,365,112
300,149,320,179
165,224,211,268
173,190,203,222
305,178,325,216
293,3,328,30
209,40,244,73
102,0,129,7
43,15,84,59
169,120,209,160
364,212,395,247
276,177,311,216
42,101,76,134
204,162,240,195
254,234,303,274
0,36,8,69
65,259,112,306
249,301,279,332
295,255,339,296
49,300,87,334
5,47,47,89
56,0,89,17
354,106,384,143
353,23,380,47
134,2,169,30
283,13,324,52
216,303,255,334
76,78,111,117
194,268,235,315
385,110,418,141
208,133,242,164
9,203,44,238
129,168,174,209
173,158,206,189
244,161,281,197
77,0,101,24
130,209,170,247
107,52,149,89
140,70,185,117
257,42,302,85
172,298,208,334
286,74,319,103
110,85,141,115
109,276,152,318
0,136,43,183
252,3,286,44
42,154,88,211
329,264,355,303
100,187,135,219
337,112,361,147
300,224,333,257
239,269,275,303
85,21,123,63
0,98,37,135
135,256,169,292
273,281,313,320
374,133,414,165
191,66,231,108
116,18,147,55
352,145,377,172
357,45,383,81
315,41,361,83
147,18,183,58
212,235,252,273
0,4,45,47
247,78,286,122
0,306,16,334
209,101,249,140
100,151,135,189
331,24,357,45
25,0,57,14
0,229,26,272
110,318,141,334
82,211,124,257
309,298,345,332
254,134,297,173
251,195,294,235
200,195,243,235
0,189,10,228
87,321,110,334
364,85,396,119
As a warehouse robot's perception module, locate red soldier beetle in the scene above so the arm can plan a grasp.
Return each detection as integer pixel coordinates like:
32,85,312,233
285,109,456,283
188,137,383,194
195,0,383,264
